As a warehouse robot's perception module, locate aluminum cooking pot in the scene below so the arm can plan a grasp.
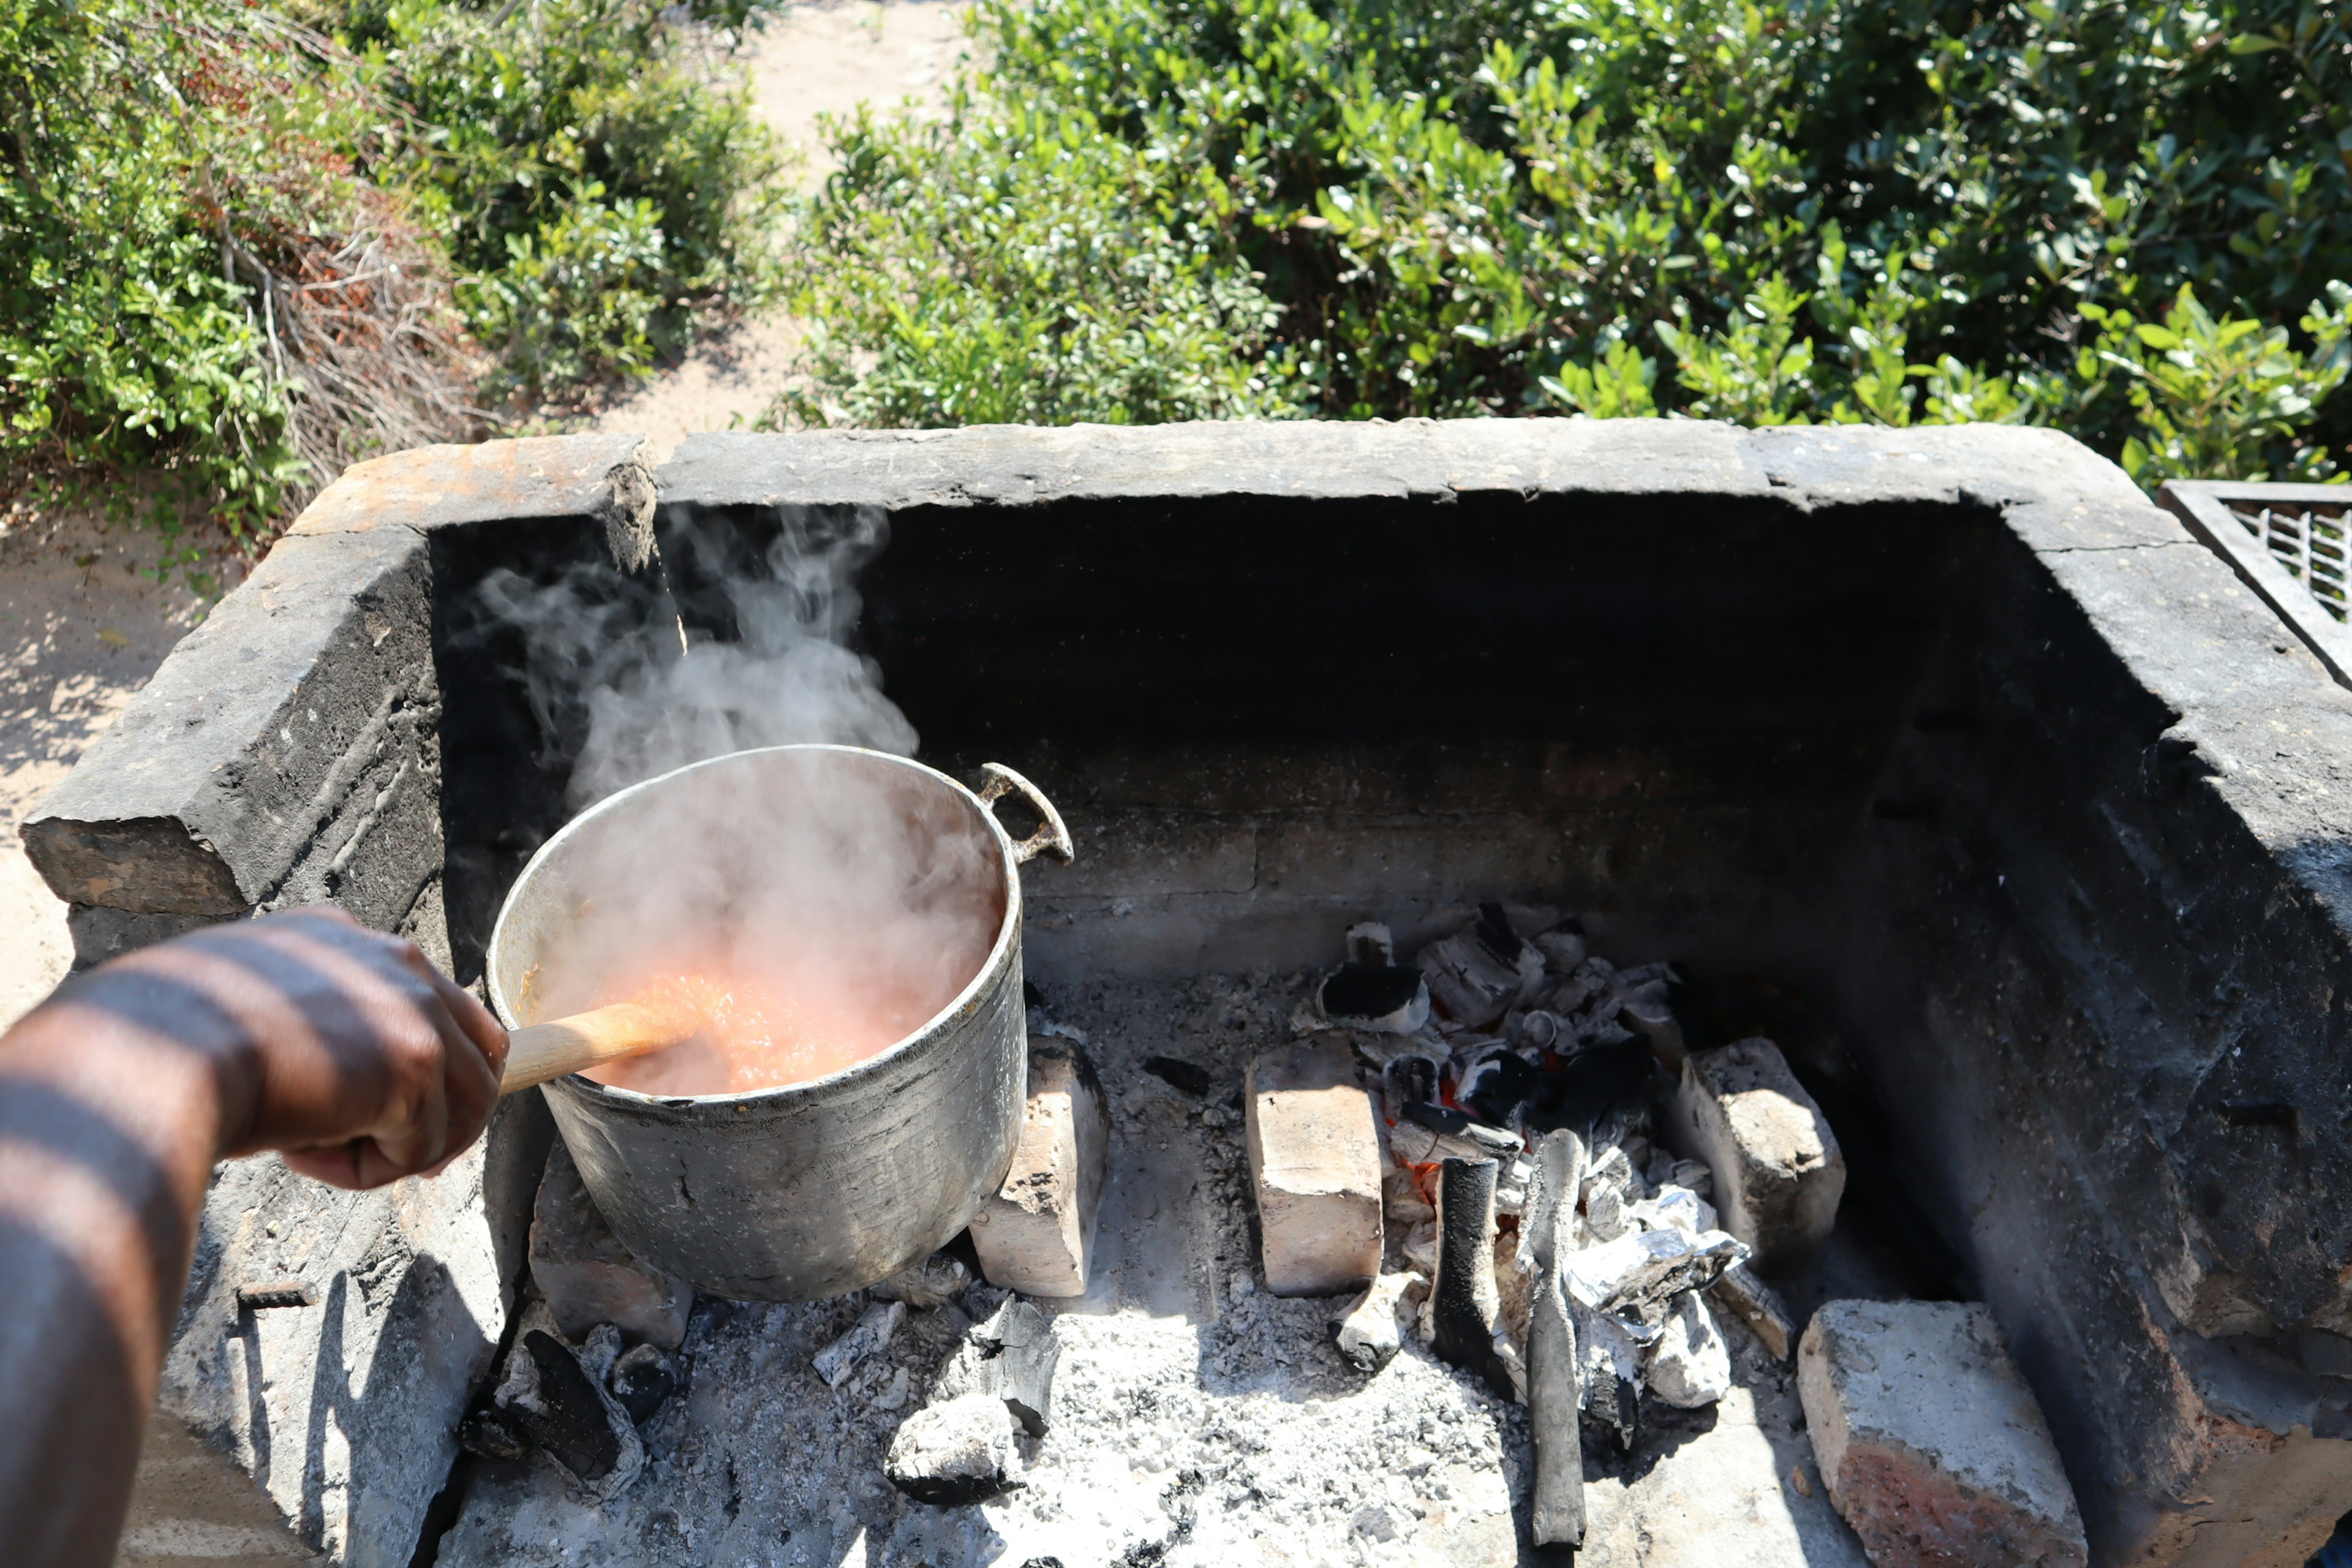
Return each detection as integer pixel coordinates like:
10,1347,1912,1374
486,744,1072,1301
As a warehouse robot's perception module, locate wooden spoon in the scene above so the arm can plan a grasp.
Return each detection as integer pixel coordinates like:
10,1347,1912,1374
499,1002,702,1094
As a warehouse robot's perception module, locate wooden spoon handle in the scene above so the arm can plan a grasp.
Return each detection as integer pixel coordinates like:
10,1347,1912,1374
500,1002,700,1095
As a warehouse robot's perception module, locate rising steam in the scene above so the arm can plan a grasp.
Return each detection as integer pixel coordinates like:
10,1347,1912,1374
471,505,998,1096
469,504,918,809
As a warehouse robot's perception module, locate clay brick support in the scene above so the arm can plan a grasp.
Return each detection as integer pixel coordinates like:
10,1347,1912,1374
970,1038,1110,1297
1245,1041,1382,1298
1665,1037,1845,1268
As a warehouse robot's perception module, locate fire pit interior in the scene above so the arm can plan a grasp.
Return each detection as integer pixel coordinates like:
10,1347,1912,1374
37,423,2352,1568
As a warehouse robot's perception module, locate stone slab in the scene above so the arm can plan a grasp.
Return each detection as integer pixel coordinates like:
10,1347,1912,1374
285,433,650,537
21,527,441,935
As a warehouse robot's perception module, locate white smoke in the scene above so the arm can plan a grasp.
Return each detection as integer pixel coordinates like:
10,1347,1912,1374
470,503,916,809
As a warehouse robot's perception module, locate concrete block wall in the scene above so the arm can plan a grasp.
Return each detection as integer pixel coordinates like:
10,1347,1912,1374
21,434,644,1568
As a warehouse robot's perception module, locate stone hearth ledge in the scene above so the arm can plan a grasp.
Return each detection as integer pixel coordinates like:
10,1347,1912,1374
20,420,2352,1567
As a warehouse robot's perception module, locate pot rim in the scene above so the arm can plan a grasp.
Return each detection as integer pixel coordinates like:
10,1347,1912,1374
484,742,1022,1110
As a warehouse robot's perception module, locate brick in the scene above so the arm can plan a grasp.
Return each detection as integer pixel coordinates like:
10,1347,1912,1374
1665,1038,1844,1267
970,1038,1110,1297
531,1139,693,1351
1245,1041,1382,1297
1798,1300,2087,1568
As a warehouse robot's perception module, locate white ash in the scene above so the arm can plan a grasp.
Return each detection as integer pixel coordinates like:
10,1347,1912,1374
435,967,1845,1566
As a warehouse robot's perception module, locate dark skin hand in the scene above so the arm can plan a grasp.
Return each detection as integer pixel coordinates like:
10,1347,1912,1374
0,908,507,1568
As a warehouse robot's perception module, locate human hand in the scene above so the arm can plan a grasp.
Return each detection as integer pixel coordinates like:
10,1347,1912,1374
67,907,508,1189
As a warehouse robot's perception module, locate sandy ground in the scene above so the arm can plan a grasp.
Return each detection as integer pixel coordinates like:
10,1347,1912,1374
0,1,967,1025
591,0,971,462
0,513,213,1023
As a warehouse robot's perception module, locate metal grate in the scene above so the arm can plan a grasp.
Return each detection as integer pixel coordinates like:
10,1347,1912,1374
2158,480,2352,692
2225,498,2352,622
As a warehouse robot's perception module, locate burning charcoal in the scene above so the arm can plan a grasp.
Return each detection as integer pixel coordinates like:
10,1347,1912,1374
1524,1038,1656,1138
1381,1056,1439,1123
1518,1129,1587,1548
1245,1042,1383,1297
1531,919,1589,974
1345,921,1396,967
1646,1292,1733,1408
1316,963,1431,1033
493,1329,644,1499
1800,1301,2088,1568
871,1250,974,1311
1330,1272,1425,1373
1381,1166,1435,1223
933,1296,1063,1437
1708,1261,1797,1362
1430,1157,1521,1402
885,1394,1022,1506
1562,1227,1747,1325
1452,1042,1539,1126
531,1139,693,1352
1142,1055,1215,1098
1390,1100,1520,1165
608,1343,682,1425
973,1039,1110,1297
1416,904,1545,1028
813,1300,904,1389
1665,1038,1845,1267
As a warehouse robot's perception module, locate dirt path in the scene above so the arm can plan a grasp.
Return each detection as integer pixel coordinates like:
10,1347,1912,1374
592,0,970,461
0,1,967,1025
0,516,210,1023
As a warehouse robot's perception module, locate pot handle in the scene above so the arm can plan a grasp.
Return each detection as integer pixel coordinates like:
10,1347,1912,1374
978,763,1076,865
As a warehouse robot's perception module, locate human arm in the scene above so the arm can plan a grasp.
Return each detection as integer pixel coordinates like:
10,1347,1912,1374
0,907,507,1568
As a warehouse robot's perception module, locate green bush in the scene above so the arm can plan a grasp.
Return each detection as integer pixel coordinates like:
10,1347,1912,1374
790,0,2352,483
349,0,791,397
0,0,785,579
778,99,1297,427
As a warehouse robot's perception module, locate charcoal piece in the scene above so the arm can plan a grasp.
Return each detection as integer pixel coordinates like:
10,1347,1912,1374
886,1394,1022,1504
1472,902,1528,963
1393,1100,1520,1163
1344,921,1395,967
1382,1057,1439,1122
1142,1056,1215,1098
937,1296,1063,1437
1453,1046,1539,1126
1581,1370,1643,1456
1525,1039,1656,1136
1521,1129,1588,1548
509,1331,622,1483
608,1343,683,1424
976,1298,1061,1437
1317,963,1431,1033
457,1407,531,1461
1430,1158,1518,1402
1532,918,1588,973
